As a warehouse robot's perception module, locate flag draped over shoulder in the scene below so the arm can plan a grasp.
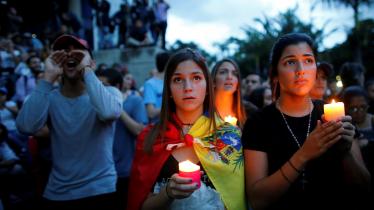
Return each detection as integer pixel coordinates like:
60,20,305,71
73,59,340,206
190,116,246,210
127,115,246,210
126,123,178,210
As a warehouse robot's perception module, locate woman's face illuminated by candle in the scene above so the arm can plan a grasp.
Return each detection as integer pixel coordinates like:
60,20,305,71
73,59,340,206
170,60,207,114
214,61,239,95
277,42,316,97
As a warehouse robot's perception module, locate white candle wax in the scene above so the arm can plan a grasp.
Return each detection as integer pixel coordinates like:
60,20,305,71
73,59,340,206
324,100,345,121
179,160,201,188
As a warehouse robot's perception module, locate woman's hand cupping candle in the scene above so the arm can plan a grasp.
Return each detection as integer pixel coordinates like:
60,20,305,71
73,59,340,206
179,160,201,188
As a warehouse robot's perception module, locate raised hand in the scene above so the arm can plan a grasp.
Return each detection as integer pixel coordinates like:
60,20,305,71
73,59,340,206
74,50,95,74
44,50,67,83
69,51,85,64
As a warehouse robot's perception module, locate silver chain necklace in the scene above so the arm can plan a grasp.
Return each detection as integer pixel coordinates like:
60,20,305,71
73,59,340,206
277,99,312,190
277,100,312,147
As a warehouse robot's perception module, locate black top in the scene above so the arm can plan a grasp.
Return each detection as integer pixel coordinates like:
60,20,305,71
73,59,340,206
357,116,374,142
129,25,147,42
242,100,368,210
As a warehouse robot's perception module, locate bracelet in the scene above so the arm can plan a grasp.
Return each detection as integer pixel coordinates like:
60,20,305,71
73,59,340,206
288,160,301,174
165,181,175,200
80,65,92,74
279,167,291,184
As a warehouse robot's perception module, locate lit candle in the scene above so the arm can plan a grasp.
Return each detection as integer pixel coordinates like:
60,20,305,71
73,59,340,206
224,115,238,126
324,99,345,121
178,160,201,188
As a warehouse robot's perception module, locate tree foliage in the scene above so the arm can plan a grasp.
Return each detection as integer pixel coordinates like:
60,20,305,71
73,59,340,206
167,3,374,82
315,0,373,25
320,18,374,79
315,0,373,63
219,6,331,79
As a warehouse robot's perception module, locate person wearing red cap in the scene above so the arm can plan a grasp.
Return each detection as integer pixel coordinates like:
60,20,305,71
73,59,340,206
16,34,122,210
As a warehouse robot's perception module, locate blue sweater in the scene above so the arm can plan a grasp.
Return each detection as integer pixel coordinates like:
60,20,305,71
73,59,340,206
16,71,122,200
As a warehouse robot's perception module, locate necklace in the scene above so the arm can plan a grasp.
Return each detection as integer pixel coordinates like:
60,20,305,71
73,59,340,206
181,122,193,126
277,100,312,148
277,99,312,190
181,122,193,136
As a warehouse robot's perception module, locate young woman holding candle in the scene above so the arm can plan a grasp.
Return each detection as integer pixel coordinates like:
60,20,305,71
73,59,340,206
211,58,247,128
242,33,371,210
127,48,246,210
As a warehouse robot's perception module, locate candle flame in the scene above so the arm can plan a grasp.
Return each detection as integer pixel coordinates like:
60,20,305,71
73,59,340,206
324,100,345,121
224,115,238,125
330,99,343,104
179,160,200,172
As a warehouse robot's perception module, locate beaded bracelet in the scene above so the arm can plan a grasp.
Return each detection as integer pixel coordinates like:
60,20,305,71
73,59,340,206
288,160,301,174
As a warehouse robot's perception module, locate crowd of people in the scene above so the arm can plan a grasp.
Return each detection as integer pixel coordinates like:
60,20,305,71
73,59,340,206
0,0,169,53
95,0,170,49
0,28,373,210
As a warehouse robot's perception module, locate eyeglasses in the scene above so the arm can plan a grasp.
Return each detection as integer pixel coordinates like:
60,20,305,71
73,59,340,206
348,105,368,113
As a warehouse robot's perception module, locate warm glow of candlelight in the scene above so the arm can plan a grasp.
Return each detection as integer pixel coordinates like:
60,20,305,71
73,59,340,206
224,115,238,125
179,160,201,188
324,99,345,121
179,160,200,172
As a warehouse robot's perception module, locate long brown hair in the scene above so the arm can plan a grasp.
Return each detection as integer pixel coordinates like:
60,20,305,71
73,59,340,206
269,33,317,100
144,48,217,153
211,58,247,128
